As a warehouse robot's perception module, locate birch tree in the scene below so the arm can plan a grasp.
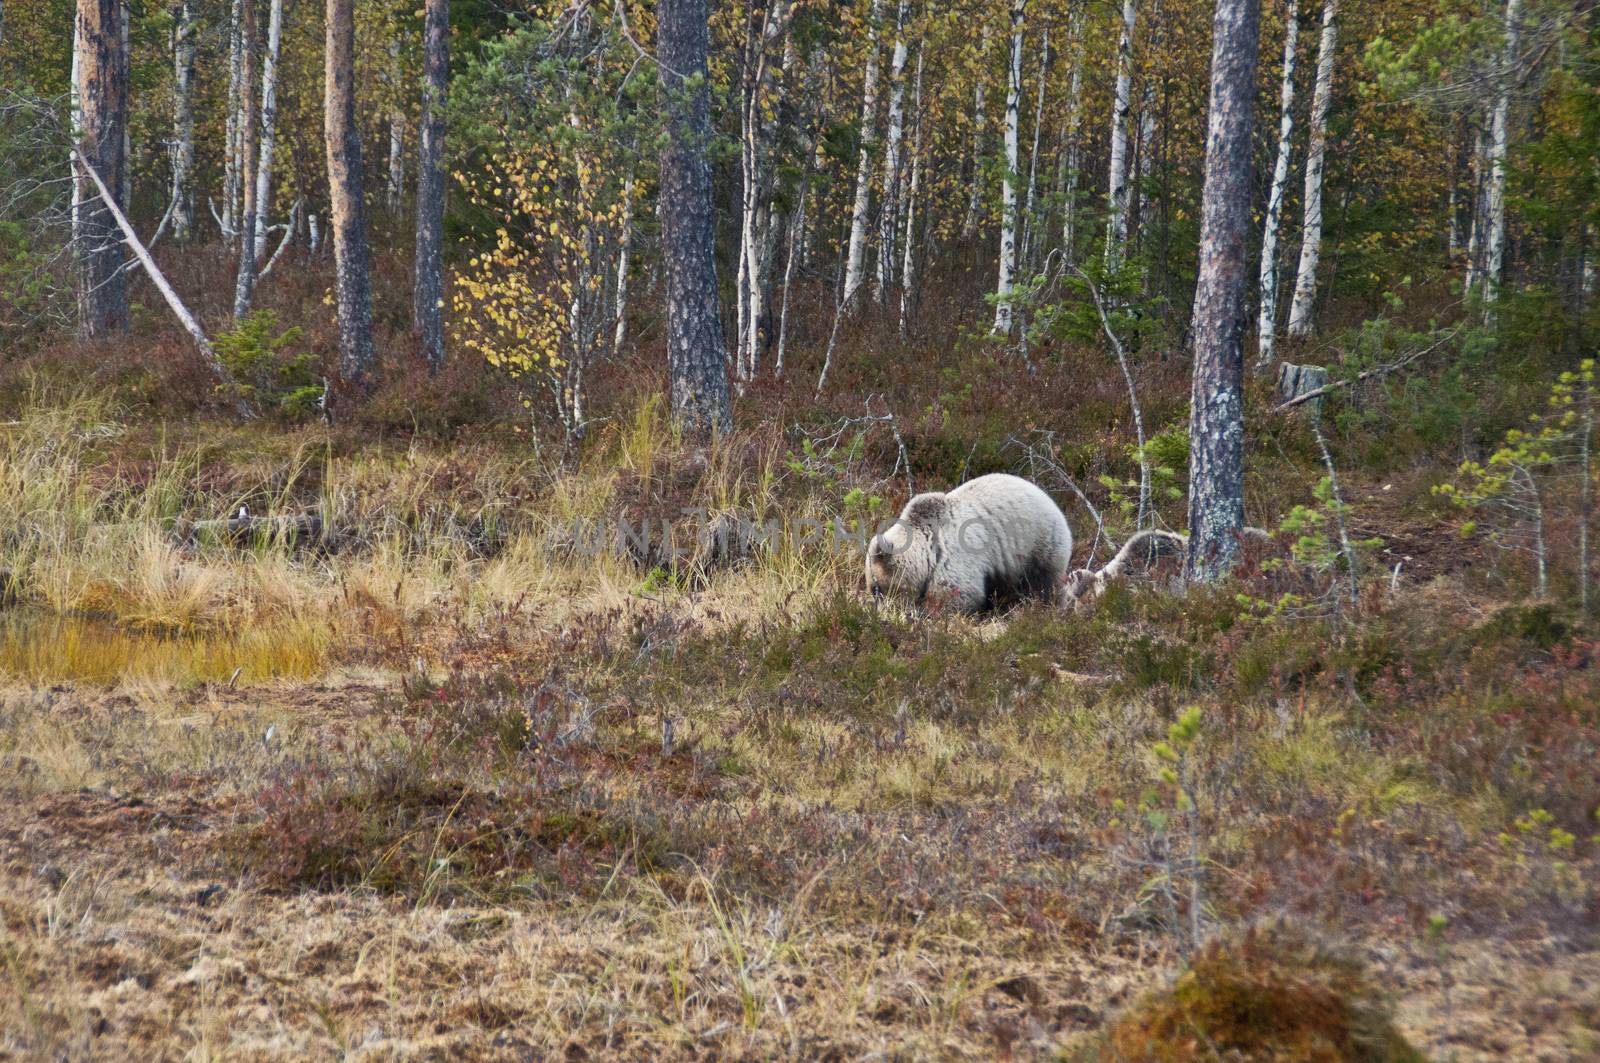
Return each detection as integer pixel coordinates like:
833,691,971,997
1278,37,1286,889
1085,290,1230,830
992,0,1024,336
874,0,910,302
1105,0,1137,269
1020,26,1048,270
386,40,405,213
1256,0,1300,369
1483,0,1522,304
899,45,924,339
1058,10,1085,263
75,0,129,338
326,0,376,390
232,0,259,318
170,0,196,240
658,0,731,434
962,22,991,239
414,0,447,371
735,0,791,382
251,0,284,261
843,0,882,309
1286,0,1337,338
1188,0,1261,581
222,0,243,237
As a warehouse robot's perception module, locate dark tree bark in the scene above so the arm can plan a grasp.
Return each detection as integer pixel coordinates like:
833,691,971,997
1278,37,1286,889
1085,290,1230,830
232,0,259,318
413,0,448,373
75,0,129,338
1186,0,1261,581
657,0,732,434
324,0,375,391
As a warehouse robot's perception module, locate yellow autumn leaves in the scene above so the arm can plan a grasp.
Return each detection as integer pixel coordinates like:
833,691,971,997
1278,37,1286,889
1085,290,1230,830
452,146,629,386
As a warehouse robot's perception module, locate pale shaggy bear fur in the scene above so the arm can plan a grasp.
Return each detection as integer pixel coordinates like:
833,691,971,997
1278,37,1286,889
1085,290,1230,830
866,473,1073,614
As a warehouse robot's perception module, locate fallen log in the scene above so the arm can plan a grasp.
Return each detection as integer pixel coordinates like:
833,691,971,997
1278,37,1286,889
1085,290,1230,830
176,508,326,549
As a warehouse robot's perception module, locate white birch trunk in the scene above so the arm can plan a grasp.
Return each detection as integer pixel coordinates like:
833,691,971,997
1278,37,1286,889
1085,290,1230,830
775,181,806,378
992,0,1024,336
735,0,790,381
1105,0,1137,269
170,0,196,240
223,0,243,238
1465,117,1487,295
1059,11,1085,263
1286,0,1338,338
899,46,924,339
1256,0,1300,369
70,19,83,247
1484,0,1521,304
614,167,635,354
875,0,910,301
962,22,992,239
1020,27,1048,270
842,0,882,308
252,0,284,260
387,114,405,211
1132,0,1162,254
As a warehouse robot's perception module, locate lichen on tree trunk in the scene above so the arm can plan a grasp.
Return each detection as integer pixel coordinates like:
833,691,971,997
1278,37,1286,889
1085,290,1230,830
1187,0,1261,581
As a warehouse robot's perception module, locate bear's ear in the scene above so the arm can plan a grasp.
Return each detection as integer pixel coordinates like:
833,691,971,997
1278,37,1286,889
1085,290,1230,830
903,493,948,526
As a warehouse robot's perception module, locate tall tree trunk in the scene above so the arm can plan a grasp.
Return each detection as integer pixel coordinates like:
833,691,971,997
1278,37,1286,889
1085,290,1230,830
1131,0,1162,256
843,0,882,309
223,0,243,238
962,22,992,239
1059,10,1085,263
1286,0,1337,338
735,0,789,382
1483,0,1522,304
75,0,129,338
118,2,129,207
1105,0,1137,269
1447,117,1467,258
875,0,910,301
170,0,196,240
251,0,284,260
992,0,1024,336
658,0,732,433
1021,27,1048,270
1465,115,1487,295
613,165,635,355
899,45,924,340
70,21,83,245
775,180,806,377
1255,0,1299,369
413,0,448,371
325,0,376,390
1187,0,1261,582
232,0,259,318
386,40,405,214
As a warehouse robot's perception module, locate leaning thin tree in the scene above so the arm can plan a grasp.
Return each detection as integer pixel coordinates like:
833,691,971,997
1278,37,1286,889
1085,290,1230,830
1187,0,1261,581
658,0,732,435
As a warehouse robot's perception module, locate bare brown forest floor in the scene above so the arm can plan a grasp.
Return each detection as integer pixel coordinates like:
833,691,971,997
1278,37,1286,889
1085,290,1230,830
0,681,1594,1062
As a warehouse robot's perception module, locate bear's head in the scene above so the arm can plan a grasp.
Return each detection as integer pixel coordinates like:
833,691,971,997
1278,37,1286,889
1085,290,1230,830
866,494,948,603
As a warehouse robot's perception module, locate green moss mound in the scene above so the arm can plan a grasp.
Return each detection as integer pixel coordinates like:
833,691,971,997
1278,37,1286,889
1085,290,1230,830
1076,923,1427,1063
